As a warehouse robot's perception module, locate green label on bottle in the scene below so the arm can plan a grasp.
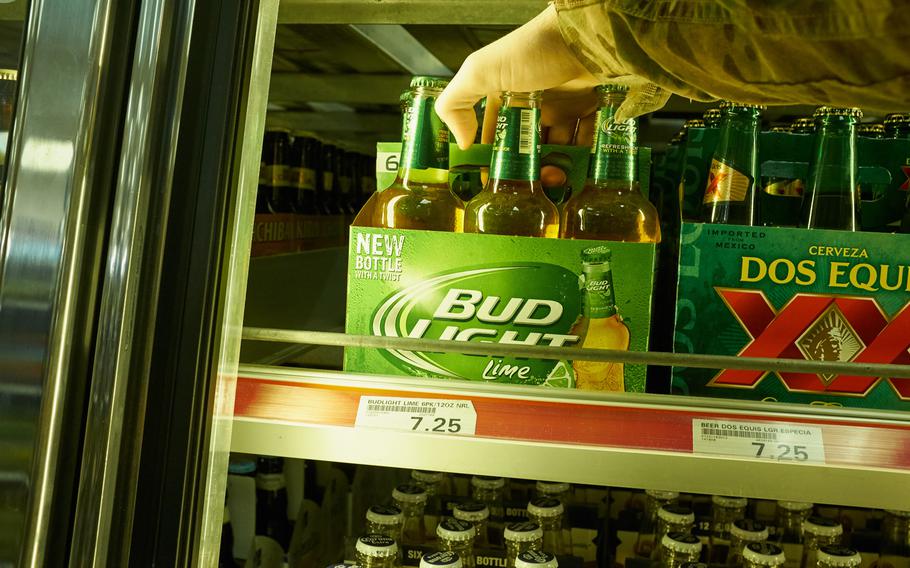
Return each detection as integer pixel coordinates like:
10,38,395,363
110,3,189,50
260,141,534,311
583,262,618,318
490,106,540,181
400,94,449,171
588,106,637,182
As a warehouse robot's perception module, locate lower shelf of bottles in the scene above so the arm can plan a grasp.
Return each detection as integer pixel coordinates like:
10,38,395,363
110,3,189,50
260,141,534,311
230,365,910,510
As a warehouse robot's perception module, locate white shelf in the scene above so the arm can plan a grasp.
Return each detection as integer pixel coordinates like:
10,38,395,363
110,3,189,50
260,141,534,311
230,365,910,509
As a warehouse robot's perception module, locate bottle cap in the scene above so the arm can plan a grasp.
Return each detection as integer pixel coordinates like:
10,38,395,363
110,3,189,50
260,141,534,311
581,245,612,263
356,534,398,558
536,480,571,495
884,113,910,127
777,500,813,512
658,504,695,525
712,495,748,508
857,123,885,136
421,551,463,568
813,106,863,119
437,517,476,542
453,502,490,522
703,108,723,123
515,550,559,568
410,76,449,90
684,119,706,129
731,519,769,541
393,483,428,504
802,516,843,537
504,521,544,542
769,125,792,133
411,470,445,484
471,475,505,490
646,490,679,501
661,532,703,554
0,69,18,82
720,101,765,110
527,497,565,518
817,546,861,567
743,542,786,566
596,83,630,93
790,118,816,133
366,504,403,525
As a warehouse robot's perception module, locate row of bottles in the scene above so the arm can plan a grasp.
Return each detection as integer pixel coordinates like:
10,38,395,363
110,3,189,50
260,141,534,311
371,77,660,243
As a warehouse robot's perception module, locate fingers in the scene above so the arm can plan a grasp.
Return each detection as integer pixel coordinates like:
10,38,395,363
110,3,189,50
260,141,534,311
436,54,487,150
546,122,576,145
481,93,502,144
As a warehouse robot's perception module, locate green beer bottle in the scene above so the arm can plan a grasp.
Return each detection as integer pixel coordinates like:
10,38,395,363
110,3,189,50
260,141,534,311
571,246,630,391
701,102,762,226
372,76,464,232
560,84,661,242
464,91,559,237
799,107,861,231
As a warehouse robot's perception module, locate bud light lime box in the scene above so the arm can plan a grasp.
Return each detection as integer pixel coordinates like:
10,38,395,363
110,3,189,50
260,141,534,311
343,143,657,391
674,223,910,409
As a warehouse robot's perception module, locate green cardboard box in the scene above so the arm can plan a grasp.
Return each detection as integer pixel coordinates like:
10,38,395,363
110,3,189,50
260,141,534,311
342,143,656,391
673,222,910,408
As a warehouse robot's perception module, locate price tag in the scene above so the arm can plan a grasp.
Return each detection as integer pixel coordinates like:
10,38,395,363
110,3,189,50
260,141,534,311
376,151,399,174
692,418,826,463
355,396,477,436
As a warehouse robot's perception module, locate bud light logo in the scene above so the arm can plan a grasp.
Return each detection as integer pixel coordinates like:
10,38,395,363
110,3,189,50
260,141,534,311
371,263,582,383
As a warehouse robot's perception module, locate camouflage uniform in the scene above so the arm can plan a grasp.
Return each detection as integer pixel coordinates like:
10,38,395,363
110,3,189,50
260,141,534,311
555,0,910,117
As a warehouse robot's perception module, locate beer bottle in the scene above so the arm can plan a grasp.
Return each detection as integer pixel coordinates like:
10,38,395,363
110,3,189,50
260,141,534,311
360,153,378,209
464,91,559,237
701,102,762,226
856,123,885,139
411,469,446,510
291,132,320,215
393,483,430,545
884,113,910,139
373,76,463,232
799,107,862,231
437,517,477,568
505,522,545,568
652,505,696,560
727,520,770,568
635,490,680,558
878,510,909,568
799,517,843,568
255,456,292,551
710,496,747,562
743,543,786,568
515,551,559,568
320,142,342,215
337,148,357,215
560,84,661,242
527,497,571,557
704,108,723,129
791,118,815,134
422,551,464,568
815,546,861,568
259,127,291,214
571,247,630,392
775,501,813,545
659,532,703,568
453,502,491,548
354,534,399,568
534,481,571,503
471,476,505,513
365,504,404,540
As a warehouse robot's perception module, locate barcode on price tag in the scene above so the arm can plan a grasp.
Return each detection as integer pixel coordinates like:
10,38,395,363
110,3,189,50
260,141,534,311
692,419,826,463
518,109,534,154
355,396,477,436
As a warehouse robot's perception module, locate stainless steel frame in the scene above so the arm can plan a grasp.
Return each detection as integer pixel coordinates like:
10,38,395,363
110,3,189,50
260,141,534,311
0,0,136,564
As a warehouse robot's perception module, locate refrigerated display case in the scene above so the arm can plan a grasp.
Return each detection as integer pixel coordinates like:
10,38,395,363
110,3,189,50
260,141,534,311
1,0,908,567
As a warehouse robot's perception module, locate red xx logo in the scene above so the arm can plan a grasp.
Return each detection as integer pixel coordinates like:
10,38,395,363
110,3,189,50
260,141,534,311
712,289,910,399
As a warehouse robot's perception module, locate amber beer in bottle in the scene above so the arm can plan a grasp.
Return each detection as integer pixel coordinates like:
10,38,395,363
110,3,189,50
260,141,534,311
561,84,660,242
372,76,463,231
799,107,861,231
464,91,559,237
701,102,762,225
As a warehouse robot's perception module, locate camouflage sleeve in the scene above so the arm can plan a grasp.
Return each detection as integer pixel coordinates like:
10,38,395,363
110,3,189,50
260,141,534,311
554,0,910,114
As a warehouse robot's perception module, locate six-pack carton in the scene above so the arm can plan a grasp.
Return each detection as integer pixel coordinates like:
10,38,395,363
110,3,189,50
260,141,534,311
343,143,657,392
673,128,910,409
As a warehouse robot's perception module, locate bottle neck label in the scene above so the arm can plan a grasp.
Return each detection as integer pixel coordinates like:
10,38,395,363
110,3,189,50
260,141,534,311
588,105,637,183
582,263,617,318
490,106,540,181
703,159,751,204
400,93,449,172
294,167,317,191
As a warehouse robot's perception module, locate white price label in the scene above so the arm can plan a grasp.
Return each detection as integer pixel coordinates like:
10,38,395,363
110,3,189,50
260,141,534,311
355,396,477,436
692,419,826,463
376,151,400,174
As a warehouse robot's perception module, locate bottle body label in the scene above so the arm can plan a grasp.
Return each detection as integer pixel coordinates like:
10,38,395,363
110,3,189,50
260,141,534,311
490,107,540,181
703,159,751,204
